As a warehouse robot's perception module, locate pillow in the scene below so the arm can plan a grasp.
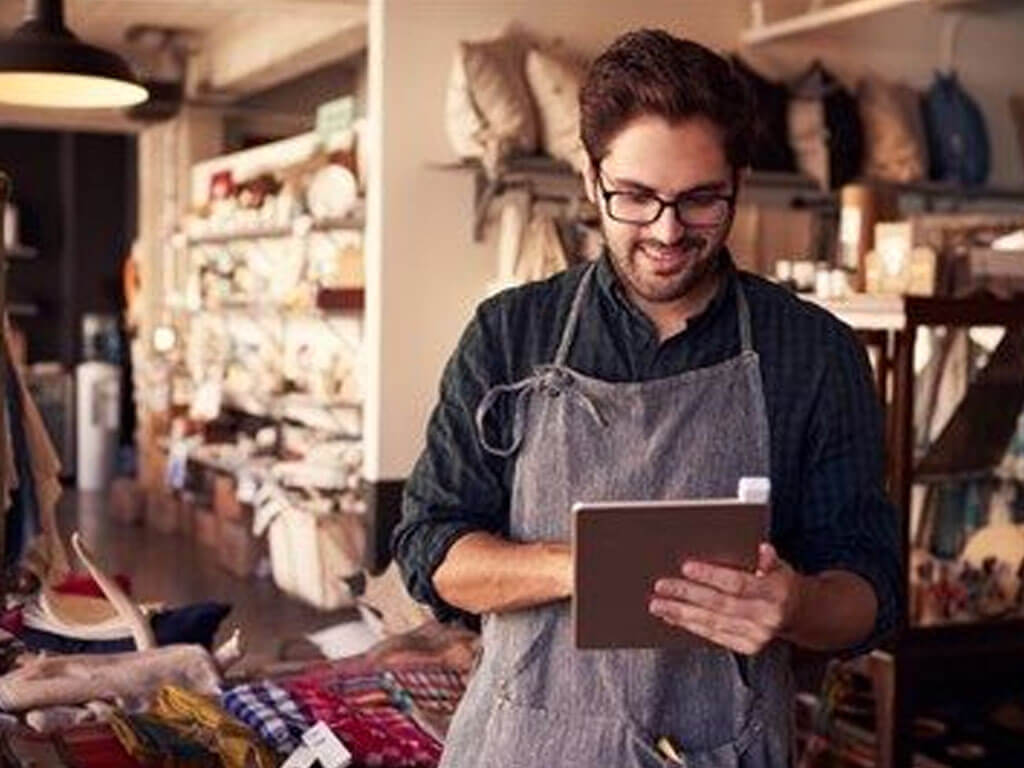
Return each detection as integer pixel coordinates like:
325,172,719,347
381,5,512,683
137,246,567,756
858,75,928,183
730,57,796,173
445,35,538,175
922,72,989,186
524,47,588,171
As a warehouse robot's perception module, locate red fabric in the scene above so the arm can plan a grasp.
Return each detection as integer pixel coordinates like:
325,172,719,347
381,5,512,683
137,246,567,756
59,723,147,768
0,608,23,635
54,573,133,599
286,674,442,768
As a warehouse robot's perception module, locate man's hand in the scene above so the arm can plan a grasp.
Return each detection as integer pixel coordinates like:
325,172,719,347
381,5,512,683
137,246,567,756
648,543,806,655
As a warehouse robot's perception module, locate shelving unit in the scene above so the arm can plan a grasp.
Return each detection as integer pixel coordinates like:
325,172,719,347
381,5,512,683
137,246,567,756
741,0,1015,46
818,293,1024,768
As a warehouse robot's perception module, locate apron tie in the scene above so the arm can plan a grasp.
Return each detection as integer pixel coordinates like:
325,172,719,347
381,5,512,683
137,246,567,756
475,367,607,457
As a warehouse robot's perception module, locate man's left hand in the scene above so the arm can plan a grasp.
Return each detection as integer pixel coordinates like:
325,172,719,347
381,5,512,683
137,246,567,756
648,543,806,655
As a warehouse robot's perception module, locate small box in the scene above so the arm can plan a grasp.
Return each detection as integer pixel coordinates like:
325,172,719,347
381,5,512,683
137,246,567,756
110,478,145,525
195,507,219,549
217,517,264,578
145,490,179,534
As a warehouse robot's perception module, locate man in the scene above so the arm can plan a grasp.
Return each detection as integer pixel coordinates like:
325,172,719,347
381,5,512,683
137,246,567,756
393,29,901,767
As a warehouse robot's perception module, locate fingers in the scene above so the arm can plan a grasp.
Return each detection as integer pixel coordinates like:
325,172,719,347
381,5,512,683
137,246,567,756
653,577,761,622
756,543,780,577
681,560,762,598
653,576,786,633
648,598,771,655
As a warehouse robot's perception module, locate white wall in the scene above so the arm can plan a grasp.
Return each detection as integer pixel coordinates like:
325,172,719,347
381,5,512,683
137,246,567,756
364,0,747,480
365,0,1024,481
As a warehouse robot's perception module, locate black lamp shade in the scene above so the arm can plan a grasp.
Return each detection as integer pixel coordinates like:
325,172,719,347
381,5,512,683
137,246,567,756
0,0,148,108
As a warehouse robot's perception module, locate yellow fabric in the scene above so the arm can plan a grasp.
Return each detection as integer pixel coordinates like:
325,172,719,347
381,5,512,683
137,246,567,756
152,685,276,768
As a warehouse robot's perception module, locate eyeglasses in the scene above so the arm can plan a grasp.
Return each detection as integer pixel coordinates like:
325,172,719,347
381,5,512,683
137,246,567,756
594,167,736,228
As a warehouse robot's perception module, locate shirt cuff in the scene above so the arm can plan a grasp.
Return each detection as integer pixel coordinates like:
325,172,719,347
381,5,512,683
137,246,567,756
392,519,482,626
804,553,903,660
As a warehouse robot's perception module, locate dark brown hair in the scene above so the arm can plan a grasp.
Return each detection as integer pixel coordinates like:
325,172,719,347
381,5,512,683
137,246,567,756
579,29,754,170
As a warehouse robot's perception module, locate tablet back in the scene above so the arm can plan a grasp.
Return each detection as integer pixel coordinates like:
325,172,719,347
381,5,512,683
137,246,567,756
572,500,770,649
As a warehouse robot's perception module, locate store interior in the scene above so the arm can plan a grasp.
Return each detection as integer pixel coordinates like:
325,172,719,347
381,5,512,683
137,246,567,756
0,0,1023,766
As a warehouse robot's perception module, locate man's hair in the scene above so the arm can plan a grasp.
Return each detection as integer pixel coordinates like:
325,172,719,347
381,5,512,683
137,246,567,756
579,29,754,170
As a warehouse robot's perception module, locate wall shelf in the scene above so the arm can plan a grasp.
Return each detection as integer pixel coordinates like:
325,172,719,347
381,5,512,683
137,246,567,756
185,214,365,246
741,0,1013,46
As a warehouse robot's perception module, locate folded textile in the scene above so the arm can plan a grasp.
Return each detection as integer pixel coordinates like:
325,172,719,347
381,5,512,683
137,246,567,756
54,573,133,599
58,722,145,768
22,590,143,641
0,730,70,767
286,674,442,768
0,645,221,712
384,668,469,716
109,711,218,767
25,701,115,734
221,680,312,755
150,685,275,768
18,602,231,654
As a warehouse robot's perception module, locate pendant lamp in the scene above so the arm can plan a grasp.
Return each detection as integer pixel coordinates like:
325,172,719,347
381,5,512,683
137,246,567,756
0,0,148,108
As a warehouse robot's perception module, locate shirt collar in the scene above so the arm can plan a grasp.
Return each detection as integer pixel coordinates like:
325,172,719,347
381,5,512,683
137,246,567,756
594,247,738,338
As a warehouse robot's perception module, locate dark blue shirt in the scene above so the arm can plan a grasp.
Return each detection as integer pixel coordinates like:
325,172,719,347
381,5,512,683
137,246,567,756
392,251,903,655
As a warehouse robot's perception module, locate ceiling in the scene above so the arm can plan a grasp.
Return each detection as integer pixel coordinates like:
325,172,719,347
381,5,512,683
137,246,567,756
0,0,367,130
0,0,366,49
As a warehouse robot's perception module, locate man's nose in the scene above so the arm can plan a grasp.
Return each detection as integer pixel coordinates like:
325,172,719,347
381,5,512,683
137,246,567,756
647,203,684,244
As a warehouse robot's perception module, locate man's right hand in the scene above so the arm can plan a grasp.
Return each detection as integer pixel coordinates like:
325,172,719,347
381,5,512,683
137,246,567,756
433,532,572,615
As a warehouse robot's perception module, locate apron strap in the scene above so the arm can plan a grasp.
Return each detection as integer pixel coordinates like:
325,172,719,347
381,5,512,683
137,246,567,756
474,378,534,457
736,280,754,354
553,263,597,367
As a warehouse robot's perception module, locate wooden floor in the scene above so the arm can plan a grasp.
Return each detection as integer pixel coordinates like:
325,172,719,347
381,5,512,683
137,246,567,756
54,490,357,668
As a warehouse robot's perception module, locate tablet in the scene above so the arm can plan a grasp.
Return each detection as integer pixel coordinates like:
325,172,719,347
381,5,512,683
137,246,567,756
572,498,770,649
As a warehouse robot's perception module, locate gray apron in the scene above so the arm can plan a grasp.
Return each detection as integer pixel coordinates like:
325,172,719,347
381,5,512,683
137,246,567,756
441,264,793,767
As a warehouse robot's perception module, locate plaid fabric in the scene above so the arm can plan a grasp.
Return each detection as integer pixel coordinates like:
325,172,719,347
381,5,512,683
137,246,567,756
59,724,144,768
221,681,313,755
383,668,468,716
286,674,442,768
394,250,903,655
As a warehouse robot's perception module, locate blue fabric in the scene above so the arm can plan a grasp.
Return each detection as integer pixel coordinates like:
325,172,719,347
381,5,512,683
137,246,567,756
17,601,231,653
923,72,990,186
221,680,312,755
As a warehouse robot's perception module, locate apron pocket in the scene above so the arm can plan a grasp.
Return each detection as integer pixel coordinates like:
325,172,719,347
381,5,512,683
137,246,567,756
484,698,667,768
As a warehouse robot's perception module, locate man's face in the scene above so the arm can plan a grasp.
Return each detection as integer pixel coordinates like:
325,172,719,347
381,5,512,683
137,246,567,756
586,114,735,307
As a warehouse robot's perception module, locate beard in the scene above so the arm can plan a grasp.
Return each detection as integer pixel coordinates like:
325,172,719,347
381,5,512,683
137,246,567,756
605,225,725,305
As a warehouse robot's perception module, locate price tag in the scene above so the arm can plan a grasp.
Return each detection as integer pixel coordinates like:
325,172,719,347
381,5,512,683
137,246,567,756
302,721,352,768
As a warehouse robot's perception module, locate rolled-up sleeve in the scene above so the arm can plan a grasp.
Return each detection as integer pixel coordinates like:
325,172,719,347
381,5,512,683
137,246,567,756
391,306,511,624
791,324,904,657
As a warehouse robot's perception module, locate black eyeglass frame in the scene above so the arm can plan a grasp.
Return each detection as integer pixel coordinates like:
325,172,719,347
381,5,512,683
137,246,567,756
593,163,739,228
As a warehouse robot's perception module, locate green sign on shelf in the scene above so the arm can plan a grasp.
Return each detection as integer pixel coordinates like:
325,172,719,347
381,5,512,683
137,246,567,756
316,96,356,143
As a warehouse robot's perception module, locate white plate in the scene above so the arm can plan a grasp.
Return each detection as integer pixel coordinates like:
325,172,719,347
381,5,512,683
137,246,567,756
306,164,358,220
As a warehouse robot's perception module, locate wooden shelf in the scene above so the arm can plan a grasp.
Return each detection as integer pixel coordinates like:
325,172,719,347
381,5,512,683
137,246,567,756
196,287,364,314
741,0,1013,46
185,214,364,246
904,617,1024,658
